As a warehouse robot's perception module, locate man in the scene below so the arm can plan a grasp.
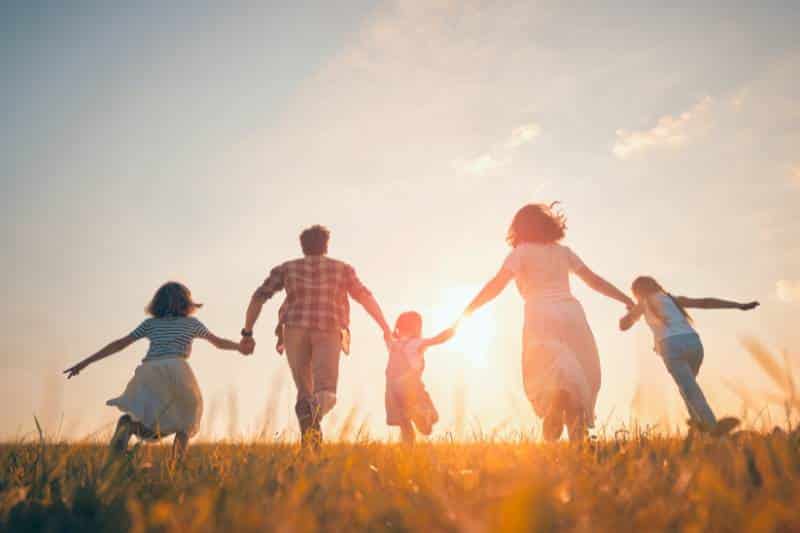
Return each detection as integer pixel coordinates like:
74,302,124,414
240,225,391,447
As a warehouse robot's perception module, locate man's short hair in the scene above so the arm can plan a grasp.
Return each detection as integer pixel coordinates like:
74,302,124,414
300,225,330,256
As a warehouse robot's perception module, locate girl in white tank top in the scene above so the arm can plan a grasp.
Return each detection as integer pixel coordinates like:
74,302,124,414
619,276,758,434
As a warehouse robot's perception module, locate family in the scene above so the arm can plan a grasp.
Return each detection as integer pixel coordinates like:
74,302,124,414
64,203,759,460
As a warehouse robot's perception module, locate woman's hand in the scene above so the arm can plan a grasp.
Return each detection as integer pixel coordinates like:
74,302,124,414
739,301,760,311
64,361,87,379
619,315,635,331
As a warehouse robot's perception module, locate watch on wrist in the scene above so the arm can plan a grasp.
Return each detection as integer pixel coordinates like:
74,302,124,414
241,329,253,337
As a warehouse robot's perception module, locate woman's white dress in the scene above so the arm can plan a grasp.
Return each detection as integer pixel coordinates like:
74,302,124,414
503,243,601,425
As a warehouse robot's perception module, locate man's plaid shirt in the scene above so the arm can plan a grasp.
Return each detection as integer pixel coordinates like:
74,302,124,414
255,255,372,333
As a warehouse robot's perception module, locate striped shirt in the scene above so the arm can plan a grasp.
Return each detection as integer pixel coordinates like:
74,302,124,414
255,255,371,332
130,316,209,360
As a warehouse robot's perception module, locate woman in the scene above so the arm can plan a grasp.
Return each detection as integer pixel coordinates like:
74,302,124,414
463,203,633,441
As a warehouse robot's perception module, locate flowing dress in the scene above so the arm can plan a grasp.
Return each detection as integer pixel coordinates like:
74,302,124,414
503,243,601,425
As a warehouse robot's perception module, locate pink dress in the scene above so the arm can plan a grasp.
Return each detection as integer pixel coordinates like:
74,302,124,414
503,243,601,425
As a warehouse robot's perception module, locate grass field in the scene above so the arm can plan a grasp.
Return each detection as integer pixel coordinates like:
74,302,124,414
1,428,799,533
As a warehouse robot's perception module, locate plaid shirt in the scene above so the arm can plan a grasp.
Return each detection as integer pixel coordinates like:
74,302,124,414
255,256,371,335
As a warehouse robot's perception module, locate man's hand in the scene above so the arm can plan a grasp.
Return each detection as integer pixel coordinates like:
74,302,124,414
240,336,256,355
739,301,760,311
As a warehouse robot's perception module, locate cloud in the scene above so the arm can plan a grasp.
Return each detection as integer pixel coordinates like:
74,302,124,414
613,96,713,159
506,123,541,149
453,122,541,176
776,280,800,302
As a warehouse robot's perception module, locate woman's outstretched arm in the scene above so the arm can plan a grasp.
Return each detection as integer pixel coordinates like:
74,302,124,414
463,268,514,316
64,335,137,378
574,266,634,308
675,297,759,310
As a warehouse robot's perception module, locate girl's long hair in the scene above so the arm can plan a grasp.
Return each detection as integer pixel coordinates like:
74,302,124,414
631,276,692,324
146,282,202,318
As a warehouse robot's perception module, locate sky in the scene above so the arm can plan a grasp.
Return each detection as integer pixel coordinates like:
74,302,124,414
2,1,799,441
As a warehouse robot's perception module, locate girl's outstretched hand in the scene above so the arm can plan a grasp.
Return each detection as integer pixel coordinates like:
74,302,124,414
64,362,86,379
739,301,760,311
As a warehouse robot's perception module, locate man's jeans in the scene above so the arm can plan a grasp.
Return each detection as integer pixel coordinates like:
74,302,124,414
284,326,342,432
657,333,717,428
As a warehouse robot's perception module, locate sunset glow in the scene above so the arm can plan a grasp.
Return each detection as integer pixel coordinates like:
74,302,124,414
1,3,799,442
430,286,497,369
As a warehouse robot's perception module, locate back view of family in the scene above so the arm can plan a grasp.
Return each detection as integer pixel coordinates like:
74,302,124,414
65,204,759,461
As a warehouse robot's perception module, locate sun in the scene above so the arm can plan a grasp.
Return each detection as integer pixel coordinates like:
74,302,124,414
429,285,497,369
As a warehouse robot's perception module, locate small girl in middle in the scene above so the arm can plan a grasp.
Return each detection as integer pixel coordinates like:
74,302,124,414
385,312,456,444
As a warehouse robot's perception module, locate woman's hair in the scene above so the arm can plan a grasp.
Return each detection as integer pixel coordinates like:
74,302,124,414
300,225,330,256
631,276,691,323
506,203,567,247
394,311,423,338
146,282,202,318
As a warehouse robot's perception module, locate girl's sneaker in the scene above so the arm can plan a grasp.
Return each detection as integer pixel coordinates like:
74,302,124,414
711,417,740,437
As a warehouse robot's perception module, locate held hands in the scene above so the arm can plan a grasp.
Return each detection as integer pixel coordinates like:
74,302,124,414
739,301,760,311
622,295,636,311
619,314,636,331
383,326,394,345
240,336,256,355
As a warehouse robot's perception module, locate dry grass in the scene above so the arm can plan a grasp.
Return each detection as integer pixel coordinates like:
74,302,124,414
1,429,800,532
4,338,799,532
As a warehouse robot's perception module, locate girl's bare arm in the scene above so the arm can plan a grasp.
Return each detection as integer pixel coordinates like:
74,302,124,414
675,297,759,310
421,326,457,350
64,335,137,378
619,304,644,331
204,332,245,353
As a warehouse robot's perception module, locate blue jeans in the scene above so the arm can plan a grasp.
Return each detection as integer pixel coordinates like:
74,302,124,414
657,333,717,427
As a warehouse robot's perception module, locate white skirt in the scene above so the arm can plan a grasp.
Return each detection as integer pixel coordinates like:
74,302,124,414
521,298,601,426
107,357,203,439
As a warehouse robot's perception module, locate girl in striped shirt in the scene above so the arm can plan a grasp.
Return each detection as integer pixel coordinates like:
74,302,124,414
64,282,246,462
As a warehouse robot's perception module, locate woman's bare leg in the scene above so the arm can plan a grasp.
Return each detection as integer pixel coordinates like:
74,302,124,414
542,390,569,442
399,421,416,445
565,406,587,442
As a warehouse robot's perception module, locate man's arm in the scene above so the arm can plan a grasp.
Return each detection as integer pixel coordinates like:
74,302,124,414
353,291,391,337
244,294,266,332
241,266,284,353
675,296,759,310
346,266,391,337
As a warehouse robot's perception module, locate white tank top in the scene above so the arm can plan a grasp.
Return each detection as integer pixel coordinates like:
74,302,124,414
642,293,696,342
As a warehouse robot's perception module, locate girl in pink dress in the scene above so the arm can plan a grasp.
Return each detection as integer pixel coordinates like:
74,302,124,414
385,312,455,444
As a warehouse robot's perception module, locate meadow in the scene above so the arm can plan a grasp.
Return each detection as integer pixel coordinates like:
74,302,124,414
1,427,799,533
3,339,800,532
